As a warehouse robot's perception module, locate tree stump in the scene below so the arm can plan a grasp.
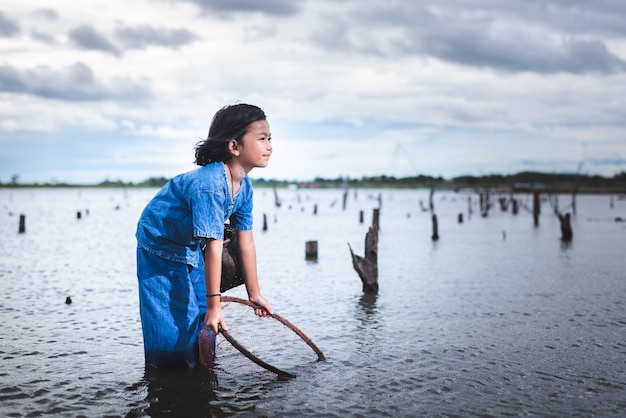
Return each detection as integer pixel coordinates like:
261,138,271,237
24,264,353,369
558,212,573,242
372,208,380,231
348,226,378,293
305,240,318,261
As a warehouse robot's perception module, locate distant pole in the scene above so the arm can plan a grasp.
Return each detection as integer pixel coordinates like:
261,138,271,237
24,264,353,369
429,188,434,212
533,191,540,227
359,210,364,224
19,214,26,233
77,211,82,219
262,213,268,231
559,212,573,242
457,213,463,224
511,198,518,215
431,214,439,241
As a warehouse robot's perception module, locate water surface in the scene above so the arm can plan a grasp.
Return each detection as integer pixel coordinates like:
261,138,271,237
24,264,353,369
1,187,624,417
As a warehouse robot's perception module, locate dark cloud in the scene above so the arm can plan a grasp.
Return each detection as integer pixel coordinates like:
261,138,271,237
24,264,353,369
414,27,626,74
69,25,119,55
0,10,20,37
115,25,198,49
523,0,626,37
0,62,151,101
68,24,198,55
316,1,626,74
181,0,300,16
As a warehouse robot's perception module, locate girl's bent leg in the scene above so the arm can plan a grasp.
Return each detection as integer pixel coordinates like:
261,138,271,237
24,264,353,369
137,247,202,369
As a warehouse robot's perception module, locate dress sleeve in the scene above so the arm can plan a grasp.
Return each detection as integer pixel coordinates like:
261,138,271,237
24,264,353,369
230,180,253,231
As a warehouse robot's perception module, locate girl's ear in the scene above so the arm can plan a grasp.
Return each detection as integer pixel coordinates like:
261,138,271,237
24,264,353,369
228,139,240,156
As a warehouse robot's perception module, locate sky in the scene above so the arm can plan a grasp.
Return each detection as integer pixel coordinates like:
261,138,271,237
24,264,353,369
1,0,625,184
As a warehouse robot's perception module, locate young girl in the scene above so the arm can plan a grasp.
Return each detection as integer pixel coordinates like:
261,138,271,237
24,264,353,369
136,103,273,369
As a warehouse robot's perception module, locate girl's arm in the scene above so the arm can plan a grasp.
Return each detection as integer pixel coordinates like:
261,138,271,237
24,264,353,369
204,238,227,333
237,230,273,316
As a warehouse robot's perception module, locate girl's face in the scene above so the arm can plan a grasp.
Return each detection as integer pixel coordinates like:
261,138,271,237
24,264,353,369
234,119,272,172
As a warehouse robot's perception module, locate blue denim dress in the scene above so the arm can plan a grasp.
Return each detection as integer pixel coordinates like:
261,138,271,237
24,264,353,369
136,162,253,368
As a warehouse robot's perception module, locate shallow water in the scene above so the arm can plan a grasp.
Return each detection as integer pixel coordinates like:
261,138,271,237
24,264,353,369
1,187,625,417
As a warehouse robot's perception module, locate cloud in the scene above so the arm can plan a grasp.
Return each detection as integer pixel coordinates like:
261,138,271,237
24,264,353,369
32,8,59,20
0,10,20,37
69,25,120,55
416,29,626,74
0,62,152,101
304,1,626,74
115,25,198,50
181,0,301,16
68,23,198,55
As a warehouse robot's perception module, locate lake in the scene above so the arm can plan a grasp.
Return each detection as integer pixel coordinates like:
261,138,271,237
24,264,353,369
1,186,625,417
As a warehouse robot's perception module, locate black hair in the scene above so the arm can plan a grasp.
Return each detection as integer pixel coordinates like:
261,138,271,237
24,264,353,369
194,103,267,166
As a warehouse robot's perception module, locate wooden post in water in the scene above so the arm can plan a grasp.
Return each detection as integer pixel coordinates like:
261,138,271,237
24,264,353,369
359,210,364,224
431,214,439,241
511,198,518,215
429,188,435,213
498,197,508,211
457,213,463,224
533,191,540,227
77,211,82,219
262,213,268,231
19,214,25,233
273,185,281,208
479,192,484,214
305,240,318,261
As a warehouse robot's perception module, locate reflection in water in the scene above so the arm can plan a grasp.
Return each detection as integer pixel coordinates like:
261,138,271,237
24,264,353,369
355,291,380,338
357,292,378,323
127,367,219,417
560,240,573,252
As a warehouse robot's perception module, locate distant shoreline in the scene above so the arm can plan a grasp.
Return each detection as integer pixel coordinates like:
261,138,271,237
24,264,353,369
1,170,624,194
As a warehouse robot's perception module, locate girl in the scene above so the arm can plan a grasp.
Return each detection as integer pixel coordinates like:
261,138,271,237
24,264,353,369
136,103,273,369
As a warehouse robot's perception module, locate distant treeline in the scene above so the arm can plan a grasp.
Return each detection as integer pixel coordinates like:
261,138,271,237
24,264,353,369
1,171,625,193
269,171,626,193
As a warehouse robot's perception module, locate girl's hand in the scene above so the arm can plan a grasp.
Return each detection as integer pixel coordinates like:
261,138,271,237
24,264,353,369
205,304,227,333
248,294,273,317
